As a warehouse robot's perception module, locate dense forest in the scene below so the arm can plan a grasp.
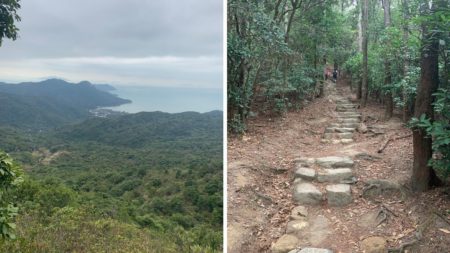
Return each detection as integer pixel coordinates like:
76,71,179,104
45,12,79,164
228,0,449,187
0,110,223,252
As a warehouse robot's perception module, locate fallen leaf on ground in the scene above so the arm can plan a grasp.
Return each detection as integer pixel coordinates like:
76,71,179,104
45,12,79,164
438,228,450,234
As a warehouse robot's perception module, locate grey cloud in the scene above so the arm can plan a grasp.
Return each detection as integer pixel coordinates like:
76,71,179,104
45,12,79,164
0,0,223,88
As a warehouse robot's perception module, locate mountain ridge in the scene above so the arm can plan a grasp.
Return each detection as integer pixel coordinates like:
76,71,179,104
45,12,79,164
0,79,131,130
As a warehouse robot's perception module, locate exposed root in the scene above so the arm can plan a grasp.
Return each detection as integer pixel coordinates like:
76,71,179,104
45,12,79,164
387,210,438,252
375,208,388,227
377,134,412,153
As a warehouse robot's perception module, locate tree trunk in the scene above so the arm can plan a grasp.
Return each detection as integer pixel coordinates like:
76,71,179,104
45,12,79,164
357,2,363,52
361,0,369,107
412,1,441,192
285,0,299,43
357,79,362,99
402,0,411,122
382,0,393,119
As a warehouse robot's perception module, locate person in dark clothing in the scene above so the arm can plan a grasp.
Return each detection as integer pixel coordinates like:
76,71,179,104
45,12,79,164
332,69,338,83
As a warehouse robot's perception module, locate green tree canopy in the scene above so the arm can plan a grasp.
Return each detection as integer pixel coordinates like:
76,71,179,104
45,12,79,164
0,0,21,45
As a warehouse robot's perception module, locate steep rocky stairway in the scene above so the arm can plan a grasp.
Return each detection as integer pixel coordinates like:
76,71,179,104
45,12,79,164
271,83,363,253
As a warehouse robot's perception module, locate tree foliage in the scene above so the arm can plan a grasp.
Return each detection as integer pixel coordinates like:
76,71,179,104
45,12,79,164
228,0,354,133
0,111,223,252
0,0,21,45
0,152,22,240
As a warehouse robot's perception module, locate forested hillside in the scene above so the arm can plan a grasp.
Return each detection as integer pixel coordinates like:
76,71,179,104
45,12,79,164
0,110,223,252
0,79,130,129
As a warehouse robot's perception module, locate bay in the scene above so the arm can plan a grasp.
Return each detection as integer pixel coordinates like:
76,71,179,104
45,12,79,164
102,86,223,113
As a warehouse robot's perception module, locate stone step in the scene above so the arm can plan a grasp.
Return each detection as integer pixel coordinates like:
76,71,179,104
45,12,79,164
295,167,316,180
321,138,354,144
337,118,359,123
293,182,323,205
323,132,353,140
315,156,354,168
326,184,352,206
336,104,356,108
329,122,359,128
337,115,361,119
339,111,361,115
317,168,353,183
336,106,357,109
324,127,356,133
289,248,333,253
271,234,299,253
336,107,358,112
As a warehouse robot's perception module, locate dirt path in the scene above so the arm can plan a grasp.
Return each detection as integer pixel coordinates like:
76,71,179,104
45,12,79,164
227,80,450,253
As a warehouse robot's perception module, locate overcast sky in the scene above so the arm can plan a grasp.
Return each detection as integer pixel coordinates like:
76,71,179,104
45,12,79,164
0,0,223,89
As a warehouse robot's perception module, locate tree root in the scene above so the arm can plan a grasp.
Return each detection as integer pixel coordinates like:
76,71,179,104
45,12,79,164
361,183,379,197
382,203,399,217
387,210,438,253
377,134,412,153
376,208,388,227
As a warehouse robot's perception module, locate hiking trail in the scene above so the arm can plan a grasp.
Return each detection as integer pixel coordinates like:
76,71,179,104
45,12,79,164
228,80,450,253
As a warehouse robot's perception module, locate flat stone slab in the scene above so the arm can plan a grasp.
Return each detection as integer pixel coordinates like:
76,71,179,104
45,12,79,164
341,138,354,144
337,118,359,123
296,248,333,253
295,167,316,180
330,139,342,144
294,183,323,205
286,220,309,234
323,132,353,140
339,111,361,115
336,104,356,108
336,108,357,112
289,249,333,253
337,132,353,139
337,115,360,120
329,122,359,128
326,184,352,206
272,234,299,253
360,236,387,253
315,156,354,168
335,127,356,133
325,127,356,133
340,123,359,128
317,168,353,183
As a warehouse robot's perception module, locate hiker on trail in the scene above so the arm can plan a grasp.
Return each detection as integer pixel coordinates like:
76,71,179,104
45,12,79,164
332,69,338,83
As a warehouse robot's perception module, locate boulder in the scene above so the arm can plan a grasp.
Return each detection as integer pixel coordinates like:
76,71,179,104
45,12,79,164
286,220,309,234
326,184,352,206
295,167,316,180
360,236,387,253
293,183,323,205
271,234,299,253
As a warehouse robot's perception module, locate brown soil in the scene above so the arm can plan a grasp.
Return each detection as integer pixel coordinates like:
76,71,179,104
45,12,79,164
227,80,450,253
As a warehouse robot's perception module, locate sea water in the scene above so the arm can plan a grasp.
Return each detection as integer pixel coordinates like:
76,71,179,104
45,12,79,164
102,86,222,113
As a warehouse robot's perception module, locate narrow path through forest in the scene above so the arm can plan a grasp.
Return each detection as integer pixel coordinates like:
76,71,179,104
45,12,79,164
228,80,450,253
